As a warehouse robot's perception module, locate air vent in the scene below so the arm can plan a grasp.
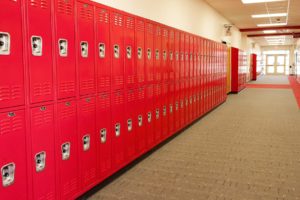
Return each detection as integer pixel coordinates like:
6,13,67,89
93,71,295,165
136,20,144,32
126,17,134,29
29,0,48,9
57,0,73,15
79,3,93,21
113,13,123,27
98,9,109,23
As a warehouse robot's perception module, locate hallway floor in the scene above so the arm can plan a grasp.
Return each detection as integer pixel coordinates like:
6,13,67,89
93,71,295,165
86,76,300,200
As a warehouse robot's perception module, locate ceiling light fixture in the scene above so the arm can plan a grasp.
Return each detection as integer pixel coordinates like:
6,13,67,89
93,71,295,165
242,0,286,4
252,13,287,18
263,30,277,33
257,23,287,27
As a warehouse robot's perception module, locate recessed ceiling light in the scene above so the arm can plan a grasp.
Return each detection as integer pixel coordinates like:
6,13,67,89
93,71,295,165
242,0,286,4
263,30,277,33
257,23,287,27
252,13,287,18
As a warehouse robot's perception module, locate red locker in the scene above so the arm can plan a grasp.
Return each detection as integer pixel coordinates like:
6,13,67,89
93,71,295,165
53,0,76,99
124,15,136,88
145,22,154,83
111,89,125,168
76,1,95,96
184,34,190,79
0,109,27,200
145,84,154,148
189,35,194,121
136,86,146,154
169,29,175,82
153,84,162,143
95,6,111,93
111,11,124,90
161,82,169,139
179,81,185,128
30,104,55,200
162,27,168,82
154,25,162,83
174,31,180,82
56,100,79,200
0,0,25,109
174,81,181,132
96,91,112,179
136,18,145,85
26,0,54,104
78,97,97,189
168,83,175,136
179,32,185,81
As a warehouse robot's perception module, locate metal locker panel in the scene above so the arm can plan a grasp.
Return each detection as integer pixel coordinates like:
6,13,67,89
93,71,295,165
179,32,185,80
30,104,55,200
169,29,175,82
153,83,162,143
125,87,136,161
95,6,111,93
124,15,136,88
174,31,180,82
96,91,112,179
184,34,190,79
0,109,27,200
76,1,95,96
26,0,54,104
154,25,162,83
56,100,79,199
77,97,97,188
179,81,185,128
174,81,181,132
111,89,125,168
136,86,146,154
161,82,169,139
145,84,154,148
111,11,124,90
145,22,154,83
54,0,76,99
189,35,194,87
0,0,25,109
168,83,175,136
136,18,145,85
161,27,168,82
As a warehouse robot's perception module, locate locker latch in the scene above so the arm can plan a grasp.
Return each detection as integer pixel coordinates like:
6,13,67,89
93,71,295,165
1,163,15,187
175,102,179,111
58,39,68,57
114,45,120,59
170,52,173,61
99,43,106,58
137,47,142,60
175,52,179,61
185,98,188,106
180,100,184,108
100,129,107,143
155,49,159,60
170,104,173,113
147,112,152,123
82,135,90,151
155,109,159,119
31,36,42,56
35,151,46,172
190,53,193,61
189,97,192,105
181,52,184,61
185,53,189,61
163,106,167,116
115,123,121,137
61,142,71,160
163,50,167,61
147,48,151,60
0,32,10,55
80,42,88,57
7,112,15,117
138,115,143,127
127,119,133,131
126,46,132,59
194,95,196,103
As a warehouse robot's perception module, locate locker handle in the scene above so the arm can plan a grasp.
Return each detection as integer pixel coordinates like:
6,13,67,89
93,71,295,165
0,32,10,55
175,102,179,111
175,52,179,61
61,142,71,160
80,41,88,57
1,163,15,187
126,46,132,59
163,50,167,61
114,45,120,59
58,39,68,57
170,104,173,113
100,129,107,143
147,112,152,123
155,49,159,60
170,51,173,61
147,48,151,60
138,115,143,127
99,43,106,58
137,47,142,60
127,119,133,131
82,135,90,151
115,123,121,137
155,109,159,119
7,112,15,117
35,152,46,172
31,36,42,56
163,106,167,116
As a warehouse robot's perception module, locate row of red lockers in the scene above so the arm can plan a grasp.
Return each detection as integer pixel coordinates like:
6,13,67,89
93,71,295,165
230,47,247,93
0,0,228,200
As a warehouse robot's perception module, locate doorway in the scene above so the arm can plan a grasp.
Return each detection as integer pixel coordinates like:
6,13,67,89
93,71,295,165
266,54,287,75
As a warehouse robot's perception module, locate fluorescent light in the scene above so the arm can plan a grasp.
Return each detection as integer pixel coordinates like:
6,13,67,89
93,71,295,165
257,23,287,27
242,0,286,4
252,13,287,18
263,30,277,33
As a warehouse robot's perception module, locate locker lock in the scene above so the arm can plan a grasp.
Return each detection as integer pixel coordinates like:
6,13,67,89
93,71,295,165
163,50,167,61
35,151,46,172
185,98,188,106
194,95,196,102
114,45,120,59
100,129,107,143
7,112,15,117
147,112,152,123
115,123,121,137
127,119,133,132
31,36,42,56
99,43,106,58
0,32,10,55
180,100,184,108
175,102,179,111
190,53,193,61
126,46,132,59
80,42,88,57
170,52,173,61
82,135,90,151
189,97,193,105
1,163,15,187
155,109,159,119
138,115,143,127
175,52,179,61
58,39,68,57
163,106,167,116
155,49,159,60
169,104,173,113
147,48,151,60
180,52,184,61
137,47,142,60
61,142,71,160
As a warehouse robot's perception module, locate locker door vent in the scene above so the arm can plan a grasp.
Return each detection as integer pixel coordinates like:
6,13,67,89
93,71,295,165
58,0,72,15
98,9,109,23
79,4,93,21
113,13,123,27
0,112,23,136
126,17,134,30
146,23,153,35
136,20,144,32
29,0,48,9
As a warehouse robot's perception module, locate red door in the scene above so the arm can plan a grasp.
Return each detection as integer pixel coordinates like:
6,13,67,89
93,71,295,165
136,86,146,154
136,18,145,85
162,27,168,82
145,22,154,84
169,29,175,82
145,84,154,148
154,25,162,83
153,83,162,143
161,82,169,139
168,83,175,136
0,0,25,109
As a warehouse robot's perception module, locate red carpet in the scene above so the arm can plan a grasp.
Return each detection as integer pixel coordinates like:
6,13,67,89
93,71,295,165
288,76,300,108
246,84,291,89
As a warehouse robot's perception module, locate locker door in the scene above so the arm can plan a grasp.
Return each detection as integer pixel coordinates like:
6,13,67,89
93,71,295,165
124,15,136,88
54,0,76,99
26,0,54,104
30,104,55,200
179,32,185,128
0,109,27,200
179,32,185,81
111,11,124,90
153,84,162,143
161,82,169,139
56,100,78,200
168,83,175,136
169,29,175,82
125,88,136,162
136,18,145,85
200,38,204,116
189,35,194,122
96,91,112,179
145,22,154,84
111,89,125,168
78,97,97,188
154,25,162,83
174,81,181,132
145,84,154,148
95,6,111,93
162,27,168,82
0,0,25,109
184,34,190,79
76,1,95,96
174,31,180,82
136,86,146,154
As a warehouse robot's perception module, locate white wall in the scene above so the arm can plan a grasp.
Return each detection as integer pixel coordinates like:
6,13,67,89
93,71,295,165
92,0,259,52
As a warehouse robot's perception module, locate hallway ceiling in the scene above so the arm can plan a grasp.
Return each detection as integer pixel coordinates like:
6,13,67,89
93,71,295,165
204,0,300,46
